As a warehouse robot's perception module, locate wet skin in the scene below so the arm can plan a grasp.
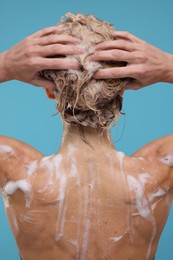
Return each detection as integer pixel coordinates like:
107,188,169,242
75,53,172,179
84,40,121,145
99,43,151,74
0,130,173,260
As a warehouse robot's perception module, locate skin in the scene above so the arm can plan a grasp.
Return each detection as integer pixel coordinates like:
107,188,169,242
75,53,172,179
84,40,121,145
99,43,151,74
0,29,173,260
0,26,82,90
0,129,173,260
89,31,173,89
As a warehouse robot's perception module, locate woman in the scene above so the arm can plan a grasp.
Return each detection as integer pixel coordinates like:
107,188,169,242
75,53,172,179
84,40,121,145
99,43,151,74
0,13,173,260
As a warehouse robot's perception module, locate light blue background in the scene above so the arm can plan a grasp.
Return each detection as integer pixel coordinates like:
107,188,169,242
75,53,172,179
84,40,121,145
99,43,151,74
0,0,173,259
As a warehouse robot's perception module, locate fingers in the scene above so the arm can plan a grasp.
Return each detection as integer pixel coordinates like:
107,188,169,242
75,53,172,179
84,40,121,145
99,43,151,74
39,44,84,57
30,26,64,38
111,31,141,43
93,66,136,79
40,57,80,70
37,34,80,46
31,27,80,46
95,39,135,52
90,49,134,63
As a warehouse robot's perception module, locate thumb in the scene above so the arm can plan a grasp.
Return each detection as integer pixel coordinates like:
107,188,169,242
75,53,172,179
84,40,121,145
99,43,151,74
32,78,55,91
125,79,142,90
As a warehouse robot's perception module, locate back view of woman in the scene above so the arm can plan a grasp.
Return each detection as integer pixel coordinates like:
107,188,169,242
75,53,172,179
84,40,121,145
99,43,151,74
0,13,173,260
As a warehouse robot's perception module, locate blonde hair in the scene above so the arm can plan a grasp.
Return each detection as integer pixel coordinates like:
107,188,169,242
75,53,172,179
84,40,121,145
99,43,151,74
42,13,127,128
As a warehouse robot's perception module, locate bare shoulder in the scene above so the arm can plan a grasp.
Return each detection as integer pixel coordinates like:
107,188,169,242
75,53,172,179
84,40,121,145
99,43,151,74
0,135,43,188
131,134,173,188
132,134,173,164
0,135,43,159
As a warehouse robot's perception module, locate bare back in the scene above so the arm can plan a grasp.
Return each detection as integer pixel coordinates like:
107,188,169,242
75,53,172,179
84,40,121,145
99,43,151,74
0,135,173,260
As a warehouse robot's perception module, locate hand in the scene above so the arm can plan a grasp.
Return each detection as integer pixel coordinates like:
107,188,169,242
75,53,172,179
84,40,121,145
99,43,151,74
90,31,173,90
0,26,83,89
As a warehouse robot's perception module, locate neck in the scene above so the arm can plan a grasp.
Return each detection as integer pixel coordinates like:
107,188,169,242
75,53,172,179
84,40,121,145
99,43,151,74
60,122,115,151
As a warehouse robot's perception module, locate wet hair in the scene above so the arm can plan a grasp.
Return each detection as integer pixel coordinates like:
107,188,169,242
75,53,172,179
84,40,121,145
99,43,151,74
41,13,127,129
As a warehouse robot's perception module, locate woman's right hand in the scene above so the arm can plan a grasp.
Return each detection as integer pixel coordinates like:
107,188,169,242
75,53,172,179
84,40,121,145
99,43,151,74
0,26,83,90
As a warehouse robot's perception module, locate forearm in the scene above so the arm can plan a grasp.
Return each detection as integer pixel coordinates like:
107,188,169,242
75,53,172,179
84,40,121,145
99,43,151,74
164,53,173,83
0,52,11,83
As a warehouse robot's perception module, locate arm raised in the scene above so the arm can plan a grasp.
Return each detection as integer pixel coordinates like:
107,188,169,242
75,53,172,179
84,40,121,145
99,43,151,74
90,31,173,90
0,26,82,89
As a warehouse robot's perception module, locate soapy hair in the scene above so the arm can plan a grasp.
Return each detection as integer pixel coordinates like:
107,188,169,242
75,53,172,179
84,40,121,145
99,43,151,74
41,13,127,128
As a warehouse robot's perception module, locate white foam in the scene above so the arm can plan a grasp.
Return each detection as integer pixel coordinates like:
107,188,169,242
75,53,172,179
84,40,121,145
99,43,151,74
132,156,144,161
67,144,78,178
1,190,10,208
67,144,81,194
70,239,78,248
5,180,30,195
110,235,123,243
80,219,90,260
4,180,32,208
80,160,96,259
88,160,95,191
27,160,38,177
149,188,167,210
84,60,101,73
117,151,135,240
66,143,82,253
40,155,55,170
79,175,91,258
127,173,158,260
149,188,166,202
13,214,19,232
117,151,125,177
9,207,19,233
67,44,101,74
55,171,67,241
127,173,151,220
52,154,63,179
40,154,62,187
146,221,157,260
0,145,15,155
158,153,173,167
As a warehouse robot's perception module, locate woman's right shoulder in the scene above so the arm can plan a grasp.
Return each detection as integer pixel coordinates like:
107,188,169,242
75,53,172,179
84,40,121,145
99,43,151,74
0,135,43,189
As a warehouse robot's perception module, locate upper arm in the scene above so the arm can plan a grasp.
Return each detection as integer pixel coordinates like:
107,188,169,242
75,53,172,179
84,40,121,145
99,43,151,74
0,135,43,189
132,134,173,187
132,134,173,159
154,135,173,187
